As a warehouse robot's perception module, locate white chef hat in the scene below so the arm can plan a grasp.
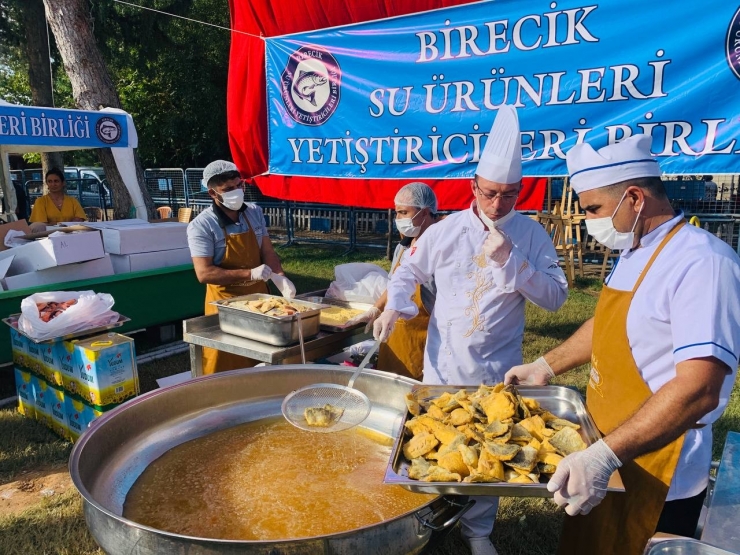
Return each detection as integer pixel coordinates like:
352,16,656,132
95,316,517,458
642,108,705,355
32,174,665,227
476,105,522,185
567,135,661,194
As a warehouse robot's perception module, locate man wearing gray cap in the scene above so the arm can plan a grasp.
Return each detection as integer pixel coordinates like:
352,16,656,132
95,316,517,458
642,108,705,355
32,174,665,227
187,160,292,374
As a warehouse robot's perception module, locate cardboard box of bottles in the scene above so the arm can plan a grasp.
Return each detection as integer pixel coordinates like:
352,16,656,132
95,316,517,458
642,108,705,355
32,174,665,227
70,333,139,406
10,328,139,407
14,367,121,442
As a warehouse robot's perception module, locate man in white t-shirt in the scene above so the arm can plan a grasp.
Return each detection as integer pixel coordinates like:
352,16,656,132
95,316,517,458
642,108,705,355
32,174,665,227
505,135,740,555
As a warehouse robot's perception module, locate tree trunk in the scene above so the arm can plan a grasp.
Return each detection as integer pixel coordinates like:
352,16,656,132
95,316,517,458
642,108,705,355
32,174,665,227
19,0,63,191
41,0,155,220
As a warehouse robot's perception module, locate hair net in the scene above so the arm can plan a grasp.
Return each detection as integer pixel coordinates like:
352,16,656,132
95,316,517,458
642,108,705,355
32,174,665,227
394,182,438,214
202,160,238,187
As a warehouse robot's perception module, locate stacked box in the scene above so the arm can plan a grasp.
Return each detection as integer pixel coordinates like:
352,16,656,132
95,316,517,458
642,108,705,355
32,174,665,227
65,396,104,442
71,333,138,406
30,374,53,429
39,340,64,387
25,338,44,375
48,385,70,440
56,340,83,397
14,367,36,419
10,328,27,368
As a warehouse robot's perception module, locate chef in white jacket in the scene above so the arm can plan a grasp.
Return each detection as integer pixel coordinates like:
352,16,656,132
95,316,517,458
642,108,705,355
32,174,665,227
374,105,568,555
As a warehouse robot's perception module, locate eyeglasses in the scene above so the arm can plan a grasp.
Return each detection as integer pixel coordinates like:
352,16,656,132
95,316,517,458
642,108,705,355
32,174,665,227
475,182,519,202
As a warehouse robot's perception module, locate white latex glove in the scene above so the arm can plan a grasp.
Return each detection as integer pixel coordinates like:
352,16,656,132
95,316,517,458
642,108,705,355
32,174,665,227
345,306,382,333
504,356,555,385
29,221,46,233
373,309,400,342
251,264,273,281
482,226,513,265
270,274,296,299
547,439,622,516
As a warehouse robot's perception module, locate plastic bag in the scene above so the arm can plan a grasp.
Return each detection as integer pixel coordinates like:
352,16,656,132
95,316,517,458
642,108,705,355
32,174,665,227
270,274,296,300
19,290,119,341
326,263,388,304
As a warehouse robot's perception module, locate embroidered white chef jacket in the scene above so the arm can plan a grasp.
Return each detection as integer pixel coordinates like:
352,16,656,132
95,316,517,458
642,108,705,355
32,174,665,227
385,203,568,385
605,212,740,500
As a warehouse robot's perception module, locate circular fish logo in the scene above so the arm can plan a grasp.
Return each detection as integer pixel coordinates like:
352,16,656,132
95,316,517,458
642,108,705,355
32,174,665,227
280,45,341,126
96,117,122,144
727,7,740,80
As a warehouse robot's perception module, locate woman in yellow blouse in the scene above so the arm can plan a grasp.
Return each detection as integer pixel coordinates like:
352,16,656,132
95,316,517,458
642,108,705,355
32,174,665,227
28,167,86,230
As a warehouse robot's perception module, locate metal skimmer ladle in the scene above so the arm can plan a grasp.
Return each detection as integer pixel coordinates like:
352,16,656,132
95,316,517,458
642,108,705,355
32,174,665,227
281,340,379,433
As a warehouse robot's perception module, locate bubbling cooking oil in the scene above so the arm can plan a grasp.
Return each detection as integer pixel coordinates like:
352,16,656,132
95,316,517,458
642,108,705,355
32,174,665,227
123,417,434,540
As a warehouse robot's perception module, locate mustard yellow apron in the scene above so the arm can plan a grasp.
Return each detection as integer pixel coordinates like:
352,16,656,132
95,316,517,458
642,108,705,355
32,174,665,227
202,222,268,375
558,220,687,555
377,248,430,379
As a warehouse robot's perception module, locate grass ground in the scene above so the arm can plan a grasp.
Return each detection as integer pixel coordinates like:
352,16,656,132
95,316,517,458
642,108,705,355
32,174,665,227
0,245,737,554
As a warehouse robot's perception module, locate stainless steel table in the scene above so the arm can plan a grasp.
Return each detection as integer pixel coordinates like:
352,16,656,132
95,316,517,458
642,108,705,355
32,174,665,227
183,314,372,377
701,431,740,552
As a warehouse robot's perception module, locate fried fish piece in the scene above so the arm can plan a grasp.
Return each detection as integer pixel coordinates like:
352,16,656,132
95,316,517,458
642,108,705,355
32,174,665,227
426,404,448,421
508,472,538,484
408,457,432,480
304,404,344,427
463,471,503,483
405,417,430,436
546,418,582,431
437,434,468,458
438,451,470,477
510,423,534,444
449,408,473,426
479,392,517,424
481,420,510,440
477,449,505,480
549,427,588,456
505,446,538,473
458,443,480,471
405,393,422,417
459,424,485,444
403,432,439,460
483,441,521,461
518,415,547,441
421,465,462,482
419,416,466,445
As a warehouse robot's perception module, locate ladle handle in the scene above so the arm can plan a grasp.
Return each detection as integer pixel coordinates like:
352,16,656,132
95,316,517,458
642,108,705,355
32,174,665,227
347,340,380,389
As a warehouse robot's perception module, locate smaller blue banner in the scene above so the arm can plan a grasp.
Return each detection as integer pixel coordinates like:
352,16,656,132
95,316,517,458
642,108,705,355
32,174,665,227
0,105,129,149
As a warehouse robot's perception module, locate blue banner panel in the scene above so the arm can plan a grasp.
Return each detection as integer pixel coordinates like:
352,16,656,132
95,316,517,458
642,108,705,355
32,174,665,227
0,105,129,149
265,0,740,178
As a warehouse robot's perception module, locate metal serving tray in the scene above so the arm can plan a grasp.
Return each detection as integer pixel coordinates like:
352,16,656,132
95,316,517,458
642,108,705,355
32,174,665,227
3,313,130,343
210,293,325,347
296,295,374,332
384,384,625,497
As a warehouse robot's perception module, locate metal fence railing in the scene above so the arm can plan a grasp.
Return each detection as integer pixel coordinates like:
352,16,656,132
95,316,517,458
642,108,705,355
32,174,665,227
11,167,740,254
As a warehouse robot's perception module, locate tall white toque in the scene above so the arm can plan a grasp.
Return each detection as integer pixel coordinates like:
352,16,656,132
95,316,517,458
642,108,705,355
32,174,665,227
475,104,522,185
567,135,662,194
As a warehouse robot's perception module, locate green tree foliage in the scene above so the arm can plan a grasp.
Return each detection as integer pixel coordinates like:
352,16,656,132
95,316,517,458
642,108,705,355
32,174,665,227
0,0,231,168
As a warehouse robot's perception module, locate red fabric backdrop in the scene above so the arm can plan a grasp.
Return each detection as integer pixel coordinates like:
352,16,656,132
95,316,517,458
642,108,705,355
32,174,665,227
227,0,546,211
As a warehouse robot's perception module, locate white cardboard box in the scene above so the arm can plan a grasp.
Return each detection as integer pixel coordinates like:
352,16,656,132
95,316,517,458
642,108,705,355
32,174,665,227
3,254,114,291
110,247,192,274
0,231,105,275
101,223,188,255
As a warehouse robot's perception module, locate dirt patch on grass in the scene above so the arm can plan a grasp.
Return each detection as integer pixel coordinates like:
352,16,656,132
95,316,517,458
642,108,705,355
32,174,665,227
0,464,72,517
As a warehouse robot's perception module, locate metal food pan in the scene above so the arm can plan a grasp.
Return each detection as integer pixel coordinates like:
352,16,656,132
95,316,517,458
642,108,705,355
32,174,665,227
383,384,625,497
210,294,325,346
297,296,374,332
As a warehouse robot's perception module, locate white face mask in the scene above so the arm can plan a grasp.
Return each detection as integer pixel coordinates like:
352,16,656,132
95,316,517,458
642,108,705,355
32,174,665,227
395,209,426,237
217,188,244,211
585,190,643,251
476,200,515,230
